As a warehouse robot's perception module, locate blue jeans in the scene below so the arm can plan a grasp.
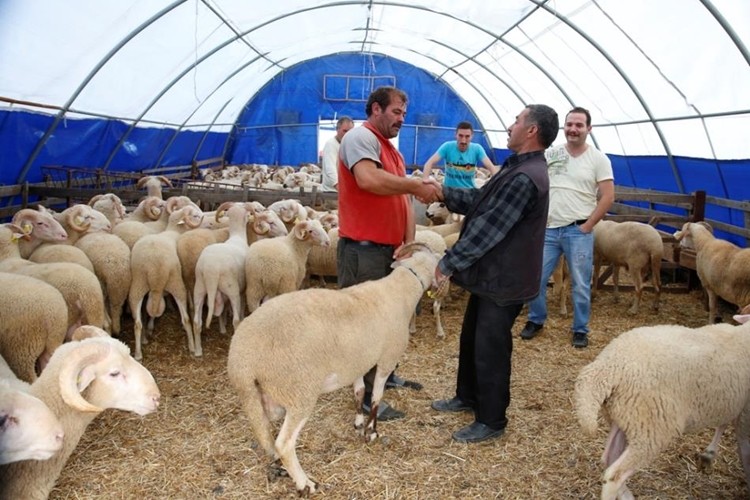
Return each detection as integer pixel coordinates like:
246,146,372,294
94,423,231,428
527,226,594,334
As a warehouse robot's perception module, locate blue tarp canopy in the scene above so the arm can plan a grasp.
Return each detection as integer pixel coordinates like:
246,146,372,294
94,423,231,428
0,1,748,242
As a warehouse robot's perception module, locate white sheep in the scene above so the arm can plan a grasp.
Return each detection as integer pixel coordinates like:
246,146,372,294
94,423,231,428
136,175,173,198
267,199,308,232
73,211,132,337
574,308,750,500
674,221,750,323
0,378,64,466
12,207,96,274
177,207,286,316
414,229,449,337
114,196,195,250
305,227,340,287
0,224,107,338
0,272,69,383
88,193,127,226
192,202,253,356
227,243,439,495
593,220,663,315
0,353,64,465
0,334,161,500
128,205,204,360
51,203,113,243
425,201,462,226
244,219,330,314
124,195,165,223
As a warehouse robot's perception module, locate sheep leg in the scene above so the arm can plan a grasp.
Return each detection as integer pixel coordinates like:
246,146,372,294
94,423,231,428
602,432,672,500
698,425,726,471
409,311,417,334
707,289,721,323
736,410,750,488
628,266,641,315
129,295,145,361
353,377,366,431
192,282,207,358
166,279,196,355
602,423,627,466
433,298,445,338
364,369,391,443
611,265,620,303
650,255,661,311
175,297,195,355
276,411,316,495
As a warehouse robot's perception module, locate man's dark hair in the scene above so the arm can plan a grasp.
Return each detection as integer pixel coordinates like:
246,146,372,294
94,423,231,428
456,121,473,131
567,106,591,127
366,86,408,117
525,104,559,148
336,116,353,129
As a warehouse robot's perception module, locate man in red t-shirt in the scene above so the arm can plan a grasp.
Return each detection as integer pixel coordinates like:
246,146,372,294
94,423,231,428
337,86,439,421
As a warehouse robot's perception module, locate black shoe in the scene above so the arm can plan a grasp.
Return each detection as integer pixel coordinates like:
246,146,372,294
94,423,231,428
431,397,473,413
520,321,543,340
385,374,423,391
362,401,405,421
572,332,588,348
452,422,505,443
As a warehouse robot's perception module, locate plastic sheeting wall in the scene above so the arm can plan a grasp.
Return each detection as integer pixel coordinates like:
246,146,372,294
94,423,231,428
0,108,227,185
229,54,492,167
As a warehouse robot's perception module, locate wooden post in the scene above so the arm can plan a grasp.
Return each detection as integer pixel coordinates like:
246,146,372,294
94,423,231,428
691,190,706,222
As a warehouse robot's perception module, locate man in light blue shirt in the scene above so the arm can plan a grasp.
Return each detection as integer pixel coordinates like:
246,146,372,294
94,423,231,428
423,121,498,188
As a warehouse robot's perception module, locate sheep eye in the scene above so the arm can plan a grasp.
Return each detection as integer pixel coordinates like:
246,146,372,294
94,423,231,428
109,370,121,377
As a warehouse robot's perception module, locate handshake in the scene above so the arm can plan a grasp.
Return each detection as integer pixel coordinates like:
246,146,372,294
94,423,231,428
414,177,443,204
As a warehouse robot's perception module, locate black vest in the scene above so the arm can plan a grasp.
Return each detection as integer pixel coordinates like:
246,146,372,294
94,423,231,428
452,152,550,306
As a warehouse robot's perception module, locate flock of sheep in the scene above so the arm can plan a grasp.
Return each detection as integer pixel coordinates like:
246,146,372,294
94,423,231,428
1,163,750,498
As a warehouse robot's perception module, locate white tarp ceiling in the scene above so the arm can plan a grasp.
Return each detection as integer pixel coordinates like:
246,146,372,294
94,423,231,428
1,0,748,159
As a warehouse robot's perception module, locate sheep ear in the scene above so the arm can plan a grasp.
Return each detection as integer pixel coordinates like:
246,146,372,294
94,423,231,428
734,313,750,324
77,365,98,392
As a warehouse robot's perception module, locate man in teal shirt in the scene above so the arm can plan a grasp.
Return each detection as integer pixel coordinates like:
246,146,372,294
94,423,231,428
423,121,498,188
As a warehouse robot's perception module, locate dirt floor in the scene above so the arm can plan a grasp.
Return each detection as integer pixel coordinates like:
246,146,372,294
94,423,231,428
50,280,748,499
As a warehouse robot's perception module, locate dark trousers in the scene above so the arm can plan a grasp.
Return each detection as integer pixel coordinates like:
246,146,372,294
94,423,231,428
337,237,396,396
456,294,522,430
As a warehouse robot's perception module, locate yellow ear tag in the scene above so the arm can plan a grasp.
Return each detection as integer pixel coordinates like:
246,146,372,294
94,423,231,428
21,222,33,235
10,232,23,243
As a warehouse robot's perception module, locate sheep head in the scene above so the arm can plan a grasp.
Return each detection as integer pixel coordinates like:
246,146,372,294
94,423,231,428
89,193,126,222
292,219,329,246
0,382,64,465
392,242,440,291
215,201,236,222
11,208,68,242
173,205,204,230
251,210,288,237
58,336,160,416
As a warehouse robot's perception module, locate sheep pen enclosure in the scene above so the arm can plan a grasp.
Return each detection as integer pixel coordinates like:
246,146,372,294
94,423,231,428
51,284,748,499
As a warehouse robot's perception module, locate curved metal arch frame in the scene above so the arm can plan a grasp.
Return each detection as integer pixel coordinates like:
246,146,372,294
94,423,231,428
15,0,748,185
153,53,269,167
14,0,188,184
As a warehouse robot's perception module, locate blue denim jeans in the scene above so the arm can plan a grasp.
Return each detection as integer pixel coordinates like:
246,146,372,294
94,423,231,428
527,225,594,334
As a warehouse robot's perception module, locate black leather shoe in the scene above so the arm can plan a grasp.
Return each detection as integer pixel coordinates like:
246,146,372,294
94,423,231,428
520,321,543,340
362,401,405,421
431,397,473,413
385,374,423,391
572,332,589,348
452,422,505,443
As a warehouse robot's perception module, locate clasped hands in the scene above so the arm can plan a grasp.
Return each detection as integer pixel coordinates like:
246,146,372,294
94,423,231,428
414,177,443,204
